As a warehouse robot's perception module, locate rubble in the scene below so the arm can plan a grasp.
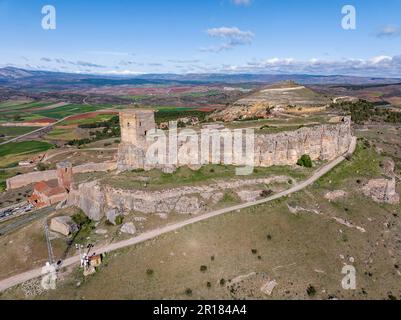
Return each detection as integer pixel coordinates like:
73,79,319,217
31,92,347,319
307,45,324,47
324,190,347,201
362,178,400,205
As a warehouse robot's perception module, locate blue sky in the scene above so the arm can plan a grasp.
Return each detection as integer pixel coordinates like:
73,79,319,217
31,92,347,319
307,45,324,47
1,0,401,76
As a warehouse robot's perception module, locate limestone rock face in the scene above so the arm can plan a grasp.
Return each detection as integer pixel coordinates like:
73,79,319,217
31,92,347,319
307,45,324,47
106,208,122,225
68,176,290,219
116,117,352,172
362,178,400,204
121,222,136,235
68,180,105,221
50,216,78,236
174,196,202,214
253,118,351,167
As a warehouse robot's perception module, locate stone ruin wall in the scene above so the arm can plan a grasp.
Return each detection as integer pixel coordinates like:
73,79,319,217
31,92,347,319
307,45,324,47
6,161,117,190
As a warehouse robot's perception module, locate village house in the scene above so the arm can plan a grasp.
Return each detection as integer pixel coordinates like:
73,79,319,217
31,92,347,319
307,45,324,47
28,161,73,208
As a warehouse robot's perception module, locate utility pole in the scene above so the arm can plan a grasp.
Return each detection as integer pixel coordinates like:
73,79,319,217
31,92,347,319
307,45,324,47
44,222,54,265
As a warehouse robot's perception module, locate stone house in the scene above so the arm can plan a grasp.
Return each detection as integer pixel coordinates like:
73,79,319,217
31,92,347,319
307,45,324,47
28,161,73,208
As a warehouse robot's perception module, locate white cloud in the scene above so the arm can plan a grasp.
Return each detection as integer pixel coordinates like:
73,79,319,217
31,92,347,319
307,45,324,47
217,56,401,77
376,25,400,38
203,26,254,52
101,70,142,75
369,55,392,64
231,0,252,6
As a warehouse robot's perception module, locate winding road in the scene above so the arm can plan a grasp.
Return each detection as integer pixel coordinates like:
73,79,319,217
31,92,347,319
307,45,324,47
0,137,357,292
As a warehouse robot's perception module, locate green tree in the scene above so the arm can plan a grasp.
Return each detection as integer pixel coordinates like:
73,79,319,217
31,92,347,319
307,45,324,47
297,155,313,168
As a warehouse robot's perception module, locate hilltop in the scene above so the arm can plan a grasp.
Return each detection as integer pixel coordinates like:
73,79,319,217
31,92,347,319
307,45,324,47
209,81,332,121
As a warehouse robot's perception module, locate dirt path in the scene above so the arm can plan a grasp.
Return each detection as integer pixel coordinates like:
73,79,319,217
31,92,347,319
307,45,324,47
43,147,118,162
0,138,357,292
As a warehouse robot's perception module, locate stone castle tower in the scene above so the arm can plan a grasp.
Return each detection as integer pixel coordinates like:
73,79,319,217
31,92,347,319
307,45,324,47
117,109,156,171
56,161,73,192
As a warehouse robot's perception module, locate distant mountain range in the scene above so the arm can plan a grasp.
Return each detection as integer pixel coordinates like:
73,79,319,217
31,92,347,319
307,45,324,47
1,67,400,86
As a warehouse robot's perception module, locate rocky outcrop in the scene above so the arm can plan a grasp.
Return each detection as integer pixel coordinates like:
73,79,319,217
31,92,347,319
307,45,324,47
362,178,400,205
121,222,136,235
210,81,330,122
68,176,291,221
325,190,347,201
68,181,105,221
118,117,353,172
253,118,351,166
106,208,123,225
50,216,78,236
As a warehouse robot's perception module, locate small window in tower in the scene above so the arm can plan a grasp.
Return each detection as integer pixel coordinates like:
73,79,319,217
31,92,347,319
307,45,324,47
140,122,142,127
127,122,130,127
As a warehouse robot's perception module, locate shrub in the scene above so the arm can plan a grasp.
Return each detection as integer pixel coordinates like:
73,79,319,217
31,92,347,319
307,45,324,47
72,211,91,226
297,155,313,168
200,265,208,272
260,190,273,198
251,249,258,255
115,215,124,226
37,162,49,171
307,285,317,297
220,279,226,286
185,288,192,296
146,269,154,276
267,234,272,240
206,282,212,288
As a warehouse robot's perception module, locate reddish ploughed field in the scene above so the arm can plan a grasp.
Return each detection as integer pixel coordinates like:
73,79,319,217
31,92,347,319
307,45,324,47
65,111,119,121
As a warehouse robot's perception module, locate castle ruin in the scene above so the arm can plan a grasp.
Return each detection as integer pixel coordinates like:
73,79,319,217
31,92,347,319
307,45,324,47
116,109,353,172
117,109,156,171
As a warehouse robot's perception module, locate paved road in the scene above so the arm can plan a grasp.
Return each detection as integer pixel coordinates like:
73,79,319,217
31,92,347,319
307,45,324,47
0,138,357,292
0,108,119,146
0,115,71,146
0,206,55,237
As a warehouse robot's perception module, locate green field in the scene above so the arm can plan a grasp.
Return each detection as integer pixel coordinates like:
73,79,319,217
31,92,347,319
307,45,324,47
33,104,114,120
0,170,14,192
0,141,54,158
45,128,83,141
0,101,117,122
0,101,53,117
0,126,38,138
